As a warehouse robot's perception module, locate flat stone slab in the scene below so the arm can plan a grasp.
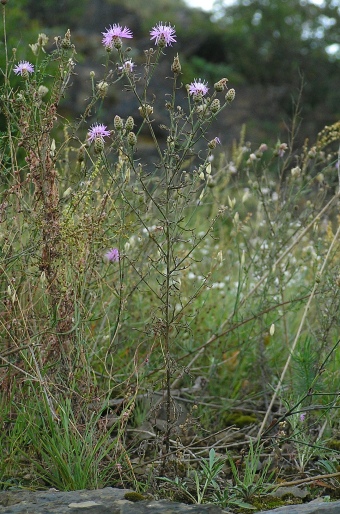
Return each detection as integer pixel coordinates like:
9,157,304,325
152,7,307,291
0,487,222,513
0,487,340,514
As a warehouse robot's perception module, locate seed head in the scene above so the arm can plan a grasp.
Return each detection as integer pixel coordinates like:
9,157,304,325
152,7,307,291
138,104,153,118
96,81,109,99
214,78,228,92
171,54,181,75
61,29,72,49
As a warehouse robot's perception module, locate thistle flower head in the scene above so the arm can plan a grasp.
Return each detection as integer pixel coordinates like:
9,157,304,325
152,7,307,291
150,22,176,47
13,61,34,76
102,24,133,49
105,248,120,262
208,137,221,149
188,78,209,97
118,59,135,74
87,123,111,143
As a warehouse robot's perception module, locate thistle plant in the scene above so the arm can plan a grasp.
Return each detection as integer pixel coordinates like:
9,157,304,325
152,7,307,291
0,0,235,484
1,0,340,498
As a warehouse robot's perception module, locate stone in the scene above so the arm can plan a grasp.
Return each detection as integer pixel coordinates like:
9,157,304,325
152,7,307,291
1,487,340,514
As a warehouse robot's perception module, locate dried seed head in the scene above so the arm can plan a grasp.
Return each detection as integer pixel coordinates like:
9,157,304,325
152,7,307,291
61,29,72,49
214,78,228,92
96,81,109,99
138,104,153,118
225,88,235,103
171,53,181,75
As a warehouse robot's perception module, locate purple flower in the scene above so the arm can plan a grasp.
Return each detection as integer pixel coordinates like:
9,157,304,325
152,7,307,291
87,123,111,143
118,60,135,74
213,137,221,145
277,142,288,158
188,78,209,97
13,61,34,76
299,413,306,422
105,248,120,262
102,24,133,48
150,22,176,47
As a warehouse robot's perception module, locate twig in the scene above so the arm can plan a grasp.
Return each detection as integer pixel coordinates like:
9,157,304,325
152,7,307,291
269,471,340,489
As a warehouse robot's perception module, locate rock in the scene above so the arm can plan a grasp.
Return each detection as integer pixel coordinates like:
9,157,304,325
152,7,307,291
255,498,340,514
1,488,340,514
0,487,223,513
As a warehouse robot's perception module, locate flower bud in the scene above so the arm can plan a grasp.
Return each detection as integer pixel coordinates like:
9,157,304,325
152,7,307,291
171,53,181,75
94,137,104,154
127,131,137,146
225,88,235,103
114,115,124,131
210,98,220,114
125,116,134,132
214,78,228,92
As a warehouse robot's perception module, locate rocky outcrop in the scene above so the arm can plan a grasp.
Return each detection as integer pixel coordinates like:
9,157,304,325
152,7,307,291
1,488,340,514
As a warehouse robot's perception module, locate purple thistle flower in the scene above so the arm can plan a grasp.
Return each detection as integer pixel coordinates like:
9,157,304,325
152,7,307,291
150,22,176,47
102,24,133,48
105,247,120,262
87,123,111,143
118,60,135,74
213,137,221,145
13,61,34,76
188,78,209,97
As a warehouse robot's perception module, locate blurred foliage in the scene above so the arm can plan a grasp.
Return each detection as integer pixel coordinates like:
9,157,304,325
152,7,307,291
209,0,340,110
2,0,339,138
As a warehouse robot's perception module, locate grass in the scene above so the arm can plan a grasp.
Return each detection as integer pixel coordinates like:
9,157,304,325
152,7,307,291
1,5,340,511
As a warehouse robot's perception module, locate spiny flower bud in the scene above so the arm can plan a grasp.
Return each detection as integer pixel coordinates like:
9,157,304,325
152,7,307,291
138,104,153,118
225,88,236,103
114,115,124,131
127,131,137,146
97,81,109,99
171,53,181,75
125,116,134,132
94,137,104,154
61,29,72,49
210,98,220,114
193,92,203,103
214,78,228,92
